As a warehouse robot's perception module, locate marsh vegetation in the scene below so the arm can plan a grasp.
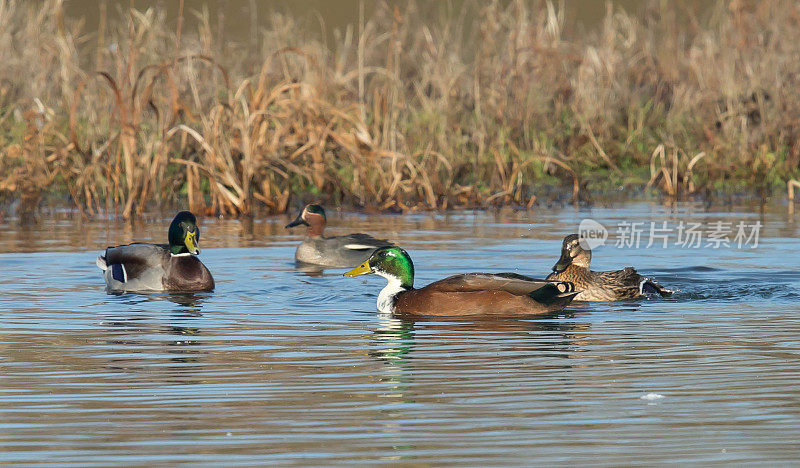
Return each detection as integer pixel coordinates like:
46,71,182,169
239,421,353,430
1,0,798,217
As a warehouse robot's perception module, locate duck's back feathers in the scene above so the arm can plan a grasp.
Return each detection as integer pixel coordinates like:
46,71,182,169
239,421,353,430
103,243,167,275
428,272,572,296
596,267,672,297
296,233,394,268
98,243,168,292
596,266,640,286
393,273,577,317
548,265,671,301
341,232,393,250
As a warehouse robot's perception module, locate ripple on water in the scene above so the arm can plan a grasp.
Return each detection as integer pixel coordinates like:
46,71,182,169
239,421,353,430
1,203,800,464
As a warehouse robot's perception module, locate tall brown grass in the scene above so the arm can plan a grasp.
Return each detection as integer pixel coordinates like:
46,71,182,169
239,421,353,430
1,0,799,218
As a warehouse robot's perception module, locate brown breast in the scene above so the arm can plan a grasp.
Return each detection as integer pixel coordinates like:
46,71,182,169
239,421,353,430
162,256,215,292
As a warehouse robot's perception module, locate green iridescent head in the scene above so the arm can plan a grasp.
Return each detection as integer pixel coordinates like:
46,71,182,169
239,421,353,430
344,246,414,289
305,204,326,219
168,211,201,255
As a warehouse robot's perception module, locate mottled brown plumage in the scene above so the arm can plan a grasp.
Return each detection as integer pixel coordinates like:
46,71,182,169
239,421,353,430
546,234,672,301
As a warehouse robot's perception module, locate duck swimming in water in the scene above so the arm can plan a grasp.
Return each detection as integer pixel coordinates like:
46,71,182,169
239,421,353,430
96,211,214,293
345,246,578,317
545,234,672,301
286,203,394,268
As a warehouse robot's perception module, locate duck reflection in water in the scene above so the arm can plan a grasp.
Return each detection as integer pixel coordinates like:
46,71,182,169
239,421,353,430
367,311,593,460
101,292,209,374
370,312,593,367
163,293,205,362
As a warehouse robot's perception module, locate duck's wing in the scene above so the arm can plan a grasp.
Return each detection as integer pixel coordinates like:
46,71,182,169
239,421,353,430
597,267,673,297
429,273,575,297
98,243,168,287
641,277,673,296
395,273,578,316
596,267,642,287
338,233,394,251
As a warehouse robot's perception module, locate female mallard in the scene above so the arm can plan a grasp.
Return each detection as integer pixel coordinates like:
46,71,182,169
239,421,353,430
545,234,672,301
96,211,214,292
286,203,394,268
345,246,578,316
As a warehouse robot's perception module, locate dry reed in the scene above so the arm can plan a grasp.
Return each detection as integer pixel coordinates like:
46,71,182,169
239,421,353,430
1,0,799,218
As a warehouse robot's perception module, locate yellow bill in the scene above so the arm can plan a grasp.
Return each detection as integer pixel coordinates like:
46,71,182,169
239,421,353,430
344,260,372,277
184,230,199,254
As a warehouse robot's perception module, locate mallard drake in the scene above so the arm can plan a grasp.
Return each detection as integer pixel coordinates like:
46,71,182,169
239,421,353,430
286,203,394,268
345,246,578,317
96,211,214,292
545,234,672,301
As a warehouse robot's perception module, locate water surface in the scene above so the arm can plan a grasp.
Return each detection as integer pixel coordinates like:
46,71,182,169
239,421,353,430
1,202,799,464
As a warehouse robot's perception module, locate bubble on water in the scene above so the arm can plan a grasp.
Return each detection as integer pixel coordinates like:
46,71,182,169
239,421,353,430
640,393,665,400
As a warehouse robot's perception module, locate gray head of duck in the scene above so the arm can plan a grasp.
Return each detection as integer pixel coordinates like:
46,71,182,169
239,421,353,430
553,234,592,273
344,246,415,290
285,203,327,237
168,211,201,256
